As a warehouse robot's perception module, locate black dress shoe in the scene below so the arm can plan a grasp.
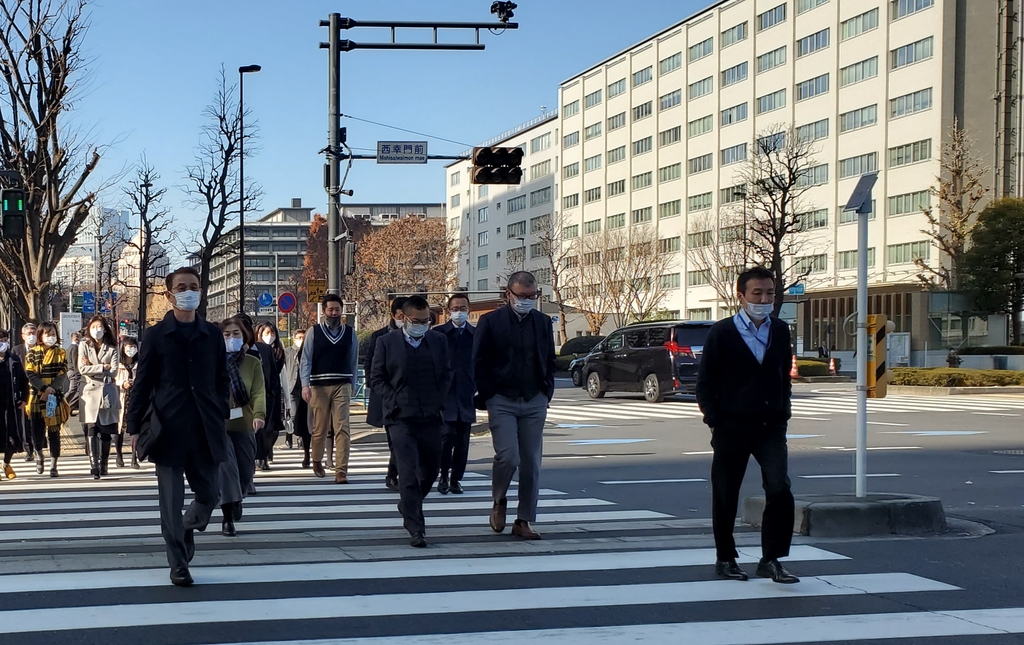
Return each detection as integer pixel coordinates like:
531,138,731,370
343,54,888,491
385,475,399,492
756,558,800,584
437,478,450,495
170,567,193,587
410,532,427,548
222,516,237,537
260,459,270,472
233,502,243,521
184,529,195,563
449,481,464,495
715,559,749,581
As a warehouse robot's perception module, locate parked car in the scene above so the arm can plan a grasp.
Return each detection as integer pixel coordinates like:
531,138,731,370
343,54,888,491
581,320,714,402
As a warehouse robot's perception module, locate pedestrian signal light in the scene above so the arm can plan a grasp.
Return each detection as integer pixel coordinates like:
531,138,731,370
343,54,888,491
1,188,26,239
471,146,524,185
867,314,896,399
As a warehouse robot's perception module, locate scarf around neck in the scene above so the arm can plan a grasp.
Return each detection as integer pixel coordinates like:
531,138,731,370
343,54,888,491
226,350,250,408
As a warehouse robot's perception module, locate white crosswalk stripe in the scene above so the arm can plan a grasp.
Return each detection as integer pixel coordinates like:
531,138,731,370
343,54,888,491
0,447,1017,643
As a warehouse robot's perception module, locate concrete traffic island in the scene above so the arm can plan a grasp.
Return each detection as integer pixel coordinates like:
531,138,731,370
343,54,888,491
743,493,946,538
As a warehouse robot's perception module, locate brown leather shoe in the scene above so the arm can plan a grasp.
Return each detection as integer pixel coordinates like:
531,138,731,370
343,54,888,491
511,520,542,540
489,499,507,533
312,461,325,478
334,472,348,484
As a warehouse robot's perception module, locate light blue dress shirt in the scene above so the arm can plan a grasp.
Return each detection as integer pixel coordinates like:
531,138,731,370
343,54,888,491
404,331,423,349
733,309,772,364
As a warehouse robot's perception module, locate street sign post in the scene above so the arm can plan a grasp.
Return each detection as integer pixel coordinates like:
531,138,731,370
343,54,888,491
278,292,297,314
99,291,116,315
376,141,428,164
307,279,327,303
788,283,805,296
258,292,274,308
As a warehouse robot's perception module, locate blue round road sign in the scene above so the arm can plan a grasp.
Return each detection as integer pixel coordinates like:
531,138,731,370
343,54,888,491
278,292,297,314
258,292,274,307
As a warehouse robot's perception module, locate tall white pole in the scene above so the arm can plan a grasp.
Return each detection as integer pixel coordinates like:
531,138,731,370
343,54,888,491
855,205,870,498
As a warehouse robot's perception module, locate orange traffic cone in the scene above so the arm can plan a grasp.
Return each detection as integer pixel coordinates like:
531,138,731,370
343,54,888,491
829,358,837,376
790,354,800,379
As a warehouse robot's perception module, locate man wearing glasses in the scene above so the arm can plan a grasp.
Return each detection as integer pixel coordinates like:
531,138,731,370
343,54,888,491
472,272,556,540
436,293,475,495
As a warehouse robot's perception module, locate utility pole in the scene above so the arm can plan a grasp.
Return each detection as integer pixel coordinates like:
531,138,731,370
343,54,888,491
325,13,341,296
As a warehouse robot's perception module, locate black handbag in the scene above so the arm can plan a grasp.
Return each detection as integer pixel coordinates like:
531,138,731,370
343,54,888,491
135,403,161,460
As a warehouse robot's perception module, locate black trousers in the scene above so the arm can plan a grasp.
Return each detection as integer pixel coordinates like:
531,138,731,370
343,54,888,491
390,418,442,535
156,449,220,570
383,425,398,481
440,420,472,483
30,417,60,460
711,424,794,562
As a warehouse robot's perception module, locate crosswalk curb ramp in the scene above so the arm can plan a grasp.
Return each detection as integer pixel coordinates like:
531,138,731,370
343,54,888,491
0,448,1021,642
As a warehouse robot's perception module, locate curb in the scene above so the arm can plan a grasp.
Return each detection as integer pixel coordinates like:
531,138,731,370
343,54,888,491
743,493,946,538
887,385,1024,396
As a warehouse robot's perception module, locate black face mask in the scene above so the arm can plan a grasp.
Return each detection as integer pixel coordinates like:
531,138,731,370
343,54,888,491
325,315,341,327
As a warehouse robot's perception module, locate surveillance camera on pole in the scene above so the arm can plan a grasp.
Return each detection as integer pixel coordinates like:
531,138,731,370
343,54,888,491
490,1,517,23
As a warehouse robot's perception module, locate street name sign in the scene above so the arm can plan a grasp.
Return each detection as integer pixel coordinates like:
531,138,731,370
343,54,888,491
377,141,428,164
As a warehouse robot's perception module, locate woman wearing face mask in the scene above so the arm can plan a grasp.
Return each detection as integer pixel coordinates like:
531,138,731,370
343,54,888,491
219,317,267,537
79,316,121,479
24,322,69,477
0,329,29,480
288,330,312,466
255,322,286,471
116,337,140,469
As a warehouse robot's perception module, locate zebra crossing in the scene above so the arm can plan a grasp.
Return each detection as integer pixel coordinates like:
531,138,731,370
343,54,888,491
538,393,1024,423
1,447,1022,643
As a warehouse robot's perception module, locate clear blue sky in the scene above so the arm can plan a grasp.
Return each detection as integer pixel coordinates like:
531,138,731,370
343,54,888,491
82,0,707,230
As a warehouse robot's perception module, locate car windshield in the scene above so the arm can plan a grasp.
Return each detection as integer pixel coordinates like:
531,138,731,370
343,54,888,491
673,325,711,347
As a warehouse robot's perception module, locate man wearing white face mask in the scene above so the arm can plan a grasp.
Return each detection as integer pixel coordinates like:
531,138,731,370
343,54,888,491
436,293,475,495
696,266,798,585
363,296,407,491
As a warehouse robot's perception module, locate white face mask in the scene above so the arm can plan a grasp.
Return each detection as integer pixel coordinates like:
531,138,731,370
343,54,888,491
393,319,405,330
449,311,469,326
124,346,138,358
0,342,9,354
43,336,58,347
261,334,276,345
25,335,36,346
172,289,201,312
225,337,244,354
90,328,105,341
744,302,774,321
405,323,430,339
510,296,536,316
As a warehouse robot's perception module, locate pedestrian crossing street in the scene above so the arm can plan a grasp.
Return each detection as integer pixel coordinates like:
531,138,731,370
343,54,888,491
2,448,1023,643
535,393,1024,423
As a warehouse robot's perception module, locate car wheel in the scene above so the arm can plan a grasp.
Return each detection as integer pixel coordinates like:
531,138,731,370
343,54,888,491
572,369,582,387
586,372,606,399
643,374,664,403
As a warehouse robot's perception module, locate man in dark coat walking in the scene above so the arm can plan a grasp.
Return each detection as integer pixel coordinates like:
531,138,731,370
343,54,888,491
436,293,475,495
127,267,230,587
364,296,406,491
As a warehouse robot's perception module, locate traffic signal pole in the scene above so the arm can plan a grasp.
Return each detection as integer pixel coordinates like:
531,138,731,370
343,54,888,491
325,12,342,297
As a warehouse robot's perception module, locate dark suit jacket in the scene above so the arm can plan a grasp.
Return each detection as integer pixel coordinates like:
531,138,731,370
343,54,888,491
437,321,475,423
364,324,398,428
370,330,451,423
126,311,231,467
472,305,557,410
251,342,283,432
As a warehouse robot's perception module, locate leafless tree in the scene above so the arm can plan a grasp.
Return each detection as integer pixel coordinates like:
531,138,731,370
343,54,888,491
0,0,107,321
120,156,172,330
182,66,262,318
559,237,608,336
916,119,991,290
91,205,125,318
533,211,575,343
620,224,677,322
688,210,749,310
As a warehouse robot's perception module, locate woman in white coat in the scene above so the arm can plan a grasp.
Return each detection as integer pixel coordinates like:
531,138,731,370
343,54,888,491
78,315,120,479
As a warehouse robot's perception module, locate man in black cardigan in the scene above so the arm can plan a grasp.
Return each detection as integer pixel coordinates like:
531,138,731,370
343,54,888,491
696,266,799,585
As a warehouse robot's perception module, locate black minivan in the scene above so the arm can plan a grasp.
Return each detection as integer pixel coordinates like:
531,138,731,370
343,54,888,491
581,320,714,402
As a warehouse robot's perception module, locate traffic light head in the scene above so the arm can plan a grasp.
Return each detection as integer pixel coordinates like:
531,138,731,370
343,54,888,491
471,146,524,185
1,188,26,239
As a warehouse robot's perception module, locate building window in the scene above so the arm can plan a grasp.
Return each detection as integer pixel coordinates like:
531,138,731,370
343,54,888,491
659,89,682,112
507,220,527,238
477,278,488,290
798,164,829,186
530,214,549,233
688,308,713,320
720,185,746,204
450,193,460,208
584,89,603,109
841,8,879,40
607,212,626,229
562,100,579,117
794,254,828,274
839,201,876,223
534,267,551,284
563,224,580,239
659,236,681,253
890,88,933,118
796,73,829,101
530,132,552,153
530,160,552,180
608,112,627,131
508,195,527,213
477,255,488,270
659,125,682,147
688,115,713,138
837,248,876,270
688,153,713,175
689,76,713,100
891,0,933,21
720,224,745,242
584,187,602,204
632,172,653,191
583,219,602,235
839,105,878,133
659,163,682,183
563,193,580,209
687,192,712,212
608,179,626,197
722,22,748,48
888,190,931,216
688,230,713,248
633,66,653,87
608,145,627,164
721,143,747,166
449,216,460,231
758,4,787,31
632,101,653,121
889,139,932,167
839,57,878,87
887,240,930,264
796,0,829,15
478,207,489,223
563,162,580,179
530,187,552,207
839,153,878,179
797,28,830,58
659,273,682,290
584,122,602,141
721,62,749,88
584,154,602,173
721,102,748,127
797,118,829,142
687,270,710,286
796,208,829,231
689,37,713,62
478,185,489,198
450,171,460,187
631,207,653,224
659,199,682,219
528,243,545,259
756,89,786,114
659,52,682,75
608,78,627,98
757,46,787,74
632,136,653,156
892,37,933,69
563,131,580,148
478,231,489,247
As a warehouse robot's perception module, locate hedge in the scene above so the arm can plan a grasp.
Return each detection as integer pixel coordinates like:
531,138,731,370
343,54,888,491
802,356,842,372
560,335,605,357
891,368,1024,387
958,346,1024,356
357,329,376,360
555,355,575,372
795,360,830,377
